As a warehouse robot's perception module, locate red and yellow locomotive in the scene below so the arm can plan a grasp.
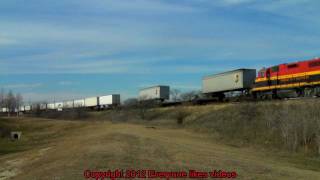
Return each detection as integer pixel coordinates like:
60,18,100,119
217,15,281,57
253,57,320,98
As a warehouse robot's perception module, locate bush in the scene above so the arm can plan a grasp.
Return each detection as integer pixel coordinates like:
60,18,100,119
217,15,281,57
191,100,320,155
174,108,190,125
0,119,13,138
28,108,89,120
107,109,138,122
0,126,10,138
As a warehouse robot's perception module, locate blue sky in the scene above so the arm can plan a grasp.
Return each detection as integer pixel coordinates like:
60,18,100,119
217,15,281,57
0,0,320,102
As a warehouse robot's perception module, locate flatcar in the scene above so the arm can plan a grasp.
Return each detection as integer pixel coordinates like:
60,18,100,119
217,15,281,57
253,57,320,99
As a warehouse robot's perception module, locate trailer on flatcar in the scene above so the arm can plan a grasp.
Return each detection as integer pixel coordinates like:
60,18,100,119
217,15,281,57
202,69,256,101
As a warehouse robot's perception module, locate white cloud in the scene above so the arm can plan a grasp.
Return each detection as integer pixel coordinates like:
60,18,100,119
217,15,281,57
2,83,43,89
58,81,77,86
255,0,313,10
0,36,17,46
172,84,200,91
75,0,197,14
21,90,137,103
251,0,320,23
0,0,319,76
21,91,91,103
220,0,255,6
0,21,144,48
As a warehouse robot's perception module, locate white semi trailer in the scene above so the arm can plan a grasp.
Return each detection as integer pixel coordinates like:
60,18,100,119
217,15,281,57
74,99,85,108
99,94,120,108
19,106,25,112
2,108,8,113
202,69,256,100
25,105,31,111
63,100,74,109
84,97,99,108
139,85,170,101
54,102,63,111
40,104,47,110
47,103,55,110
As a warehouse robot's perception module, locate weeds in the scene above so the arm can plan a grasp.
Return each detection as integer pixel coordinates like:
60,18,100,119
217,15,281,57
190,100,320,156
174,108,190,125
23,99,320,156
28,108,89,120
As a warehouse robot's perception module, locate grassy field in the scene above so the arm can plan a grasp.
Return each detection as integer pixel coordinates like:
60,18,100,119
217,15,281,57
0,115,320,180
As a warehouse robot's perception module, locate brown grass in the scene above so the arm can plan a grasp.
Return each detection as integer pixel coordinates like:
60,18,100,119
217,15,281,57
2,99,320,179
0,118,319,179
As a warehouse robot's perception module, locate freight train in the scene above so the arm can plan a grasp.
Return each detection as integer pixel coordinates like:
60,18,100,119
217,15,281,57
203,57,320,100
2,57,320,113
0,94,121,113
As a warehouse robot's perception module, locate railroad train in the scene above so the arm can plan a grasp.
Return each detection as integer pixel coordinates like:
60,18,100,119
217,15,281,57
1,57,320,113
0,94,121,113
202,57,320,100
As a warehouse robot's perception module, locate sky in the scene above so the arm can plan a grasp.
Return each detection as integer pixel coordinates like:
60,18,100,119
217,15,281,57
1,0,320,103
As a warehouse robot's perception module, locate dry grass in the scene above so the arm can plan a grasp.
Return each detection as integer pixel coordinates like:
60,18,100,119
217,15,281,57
108,100,320,156
182,100,320,156
0,117,319,179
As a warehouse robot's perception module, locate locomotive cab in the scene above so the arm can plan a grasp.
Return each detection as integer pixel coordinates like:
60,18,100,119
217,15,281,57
257,68,266,78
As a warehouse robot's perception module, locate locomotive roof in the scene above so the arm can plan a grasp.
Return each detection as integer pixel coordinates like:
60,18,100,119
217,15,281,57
265,57,320,68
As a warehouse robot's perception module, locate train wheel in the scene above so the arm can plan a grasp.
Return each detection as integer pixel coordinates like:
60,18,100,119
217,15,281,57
257,92,268,100
314,87,320,97
218,94,225,102
304,88,314,97
252,92,258,100
272,90,279,99
296,88,304,97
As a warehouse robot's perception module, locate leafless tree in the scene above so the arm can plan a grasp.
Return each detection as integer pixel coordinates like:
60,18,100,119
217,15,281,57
180,91,200,102
0,90,24,116
5,90,17,115
15,93,23,116
170,89,181,102
123,98,139,108
136,95,158,120
0,89,4,108
137,96,149,119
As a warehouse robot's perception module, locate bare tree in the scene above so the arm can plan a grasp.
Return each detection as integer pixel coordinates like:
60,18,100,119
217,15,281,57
138,95,149,102
123,98,139,108
0,89,4,108
15,93,23,116
5,90,16,116
180,91,199,102
170,89,181,102
137,95,149,119
32,102,42,117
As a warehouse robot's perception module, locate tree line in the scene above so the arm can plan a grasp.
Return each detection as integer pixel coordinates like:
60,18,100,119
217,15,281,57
124,89,202,106
0,89,23,114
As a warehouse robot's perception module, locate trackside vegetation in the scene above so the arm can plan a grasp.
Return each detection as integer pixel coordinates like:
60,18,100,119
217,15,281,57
95,99,320,157
1,99,320,165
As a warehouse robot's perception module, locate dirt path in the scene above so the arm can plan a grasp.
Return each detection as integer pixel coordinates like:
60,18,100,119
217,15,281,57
0,120,319,180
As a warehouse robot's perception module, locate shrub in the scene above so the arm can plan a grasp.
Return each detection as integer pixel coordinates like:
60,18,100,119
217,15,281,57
191,100,320,155
174,108,190,125
28,108,89,120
